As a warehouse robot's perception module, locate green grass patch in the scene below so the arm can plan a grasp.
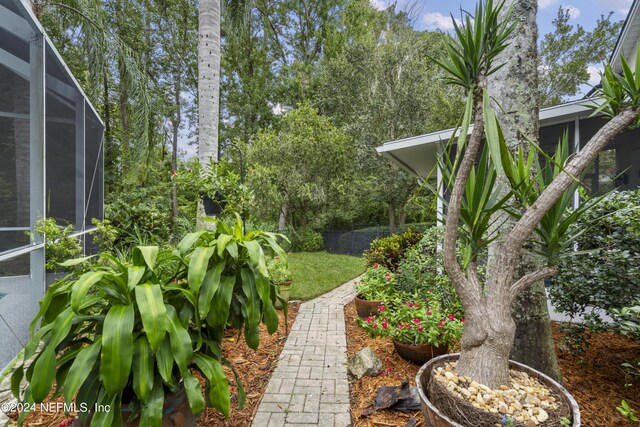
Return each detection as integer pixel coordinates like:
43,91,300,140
288,251,365,301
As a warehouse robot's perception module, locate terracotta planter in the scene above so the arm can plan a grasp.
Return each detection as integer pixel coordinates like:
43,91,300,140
275,280,292,309
415,353,581,427
73,386,195,427
354,295,383,319
393,340,448,364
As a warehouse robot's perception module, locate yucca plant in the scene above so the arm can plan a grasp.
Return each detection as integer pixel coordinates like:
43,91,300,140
11,215,287,426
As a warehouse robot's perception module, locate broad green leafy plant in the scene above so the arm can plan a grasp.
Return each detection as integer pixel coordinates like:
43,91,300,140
355,265,396,301
266,255,292,284
29,218,82,272
12,215,286,426
363,229,423,271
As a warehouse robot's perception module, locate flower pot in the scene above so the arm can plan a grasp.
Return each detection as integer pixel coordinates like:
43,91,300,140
275,280,292,309
73,386,195,427
415,353,581,427
393,340,448,364
354,295,383,319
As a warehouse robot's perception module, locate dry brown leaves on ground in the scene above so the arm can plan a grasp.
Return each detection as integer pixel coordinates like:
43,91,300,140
345,301,640,427
8,302,298,427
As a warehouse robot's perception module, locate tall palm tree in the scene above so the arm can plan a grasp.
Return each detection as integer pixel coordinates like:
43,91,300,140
198,0,222,170
197,0,250,228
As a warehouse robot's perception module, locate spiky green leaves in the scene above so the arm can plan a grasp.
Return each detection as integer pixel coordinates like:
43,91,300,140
590,45,640,123
432,0,514,91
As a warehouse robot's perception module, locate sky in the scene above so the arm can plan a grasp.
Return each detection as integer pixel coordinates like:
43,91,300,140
371,0,632,35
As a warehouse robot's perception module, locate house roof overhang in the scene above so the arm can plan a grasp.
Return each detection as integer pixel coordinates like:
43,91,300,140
376,97,601,179
610,0,640,74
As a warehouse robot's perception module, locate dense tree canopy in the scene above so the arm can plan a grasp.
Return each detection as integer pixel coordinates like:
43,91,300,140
33,0,623,236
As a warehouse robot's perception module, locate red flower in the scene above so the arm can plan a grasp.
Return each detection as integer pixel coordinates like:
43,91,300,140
373,323,378,328
378,306,385,312
382,322,388,329
386,277,391,281
373,264,379,269
171,169,177,175
398,324,404,329
417,326,424,331
448,314,455,321
387,367,393,372
427,311,432,316
438,321,444,327
413,318,421,324
275,256,280,261
366,317,374,323
461,318,465,323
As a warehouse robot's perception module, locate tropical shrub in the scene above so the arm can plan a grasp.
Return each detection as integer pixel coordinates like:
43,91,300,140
355,264,396,301
363,229,423,271
267,255,292,284
29,218,82,272
299,229,324,252
12,216,286,425
395,226,462,314
550,189,640,323
358,298,463,347
610,303,640,341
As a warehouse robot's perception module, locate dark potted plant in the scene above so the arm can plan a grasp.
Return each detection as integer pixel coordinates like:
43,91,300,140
267,255,293,309
353,265,395,318
11,215,287,427
358,299,462,364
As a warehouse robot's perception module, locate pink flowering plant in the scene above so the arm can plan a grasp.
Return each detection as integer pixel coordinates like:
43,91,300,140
355,264,396,301
358,298,464,347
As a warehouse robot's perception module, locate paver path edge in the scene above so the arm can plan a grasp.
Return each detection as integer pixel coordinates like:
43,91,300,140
251,278,358,427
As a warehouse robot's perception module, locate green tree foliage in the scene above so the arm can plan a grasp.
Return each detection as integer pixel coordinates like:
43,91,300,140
248,104,353,231
539,6,622,107
317,6,463,231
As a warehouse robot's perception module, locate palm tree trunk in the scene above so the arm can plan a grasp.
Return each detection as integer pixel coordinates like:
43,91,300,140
197,0,221,228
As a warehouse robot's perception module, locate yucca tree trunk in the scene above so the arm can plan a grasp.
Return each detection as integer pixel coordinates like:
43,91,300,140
197,0,221,228
486,0,562,383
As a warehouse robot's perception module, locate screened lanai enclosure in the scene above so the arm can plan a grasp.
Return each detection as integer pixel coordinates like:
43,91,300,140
0,0,104,368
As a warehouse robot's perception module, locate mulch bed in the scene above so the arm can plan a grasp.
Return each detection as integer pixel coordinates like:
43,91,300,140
8,302,299,427
344,301,640,427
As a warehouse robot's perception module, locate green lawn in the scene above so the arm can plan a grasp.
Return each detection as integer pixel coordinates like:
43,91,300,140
288,251,365,300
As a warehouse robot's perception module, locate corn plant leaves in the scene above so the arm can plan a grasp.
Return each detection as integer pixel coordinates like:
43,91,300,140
188,246,216,293
133,246,159,270
71,271,105,313
183,371,205,416
198,263,225,319
140,377,164,427
155,337,175,387
166,305,193,376
193,354,230,417
100,304,135,395
135,283,167,352
207,276,235,326
132,336,154,403
63,338,102,405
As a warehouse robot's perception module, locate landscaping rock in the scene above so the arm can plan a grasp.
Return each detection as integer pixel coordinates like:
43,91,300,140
348,347,382,379
432,362,562,426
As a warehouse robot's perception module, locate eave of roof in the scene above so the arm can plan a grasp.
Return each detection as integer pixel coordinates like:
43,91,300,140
610,0,640,74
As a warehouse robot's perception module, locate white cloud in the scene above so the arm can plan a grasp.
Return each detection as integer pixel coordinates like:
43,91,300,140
538,0,558,9
587,65,602,86
370,0,386,10
564,5,581,19
423,12,460,31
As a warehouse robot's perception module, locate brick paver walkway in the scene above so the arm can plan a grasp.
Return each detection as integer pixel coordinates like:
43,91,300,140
251,279,358,427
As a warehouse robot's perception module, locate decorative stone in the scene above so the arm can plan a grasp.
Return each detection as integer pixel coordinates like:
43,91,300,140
348,347,382,379
537,409,549,423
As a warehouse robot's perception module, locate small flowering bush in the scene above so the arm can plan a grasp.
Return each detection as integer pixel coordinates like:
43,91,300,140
358,298,464,347
267,255,292,284
355,264,396,301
